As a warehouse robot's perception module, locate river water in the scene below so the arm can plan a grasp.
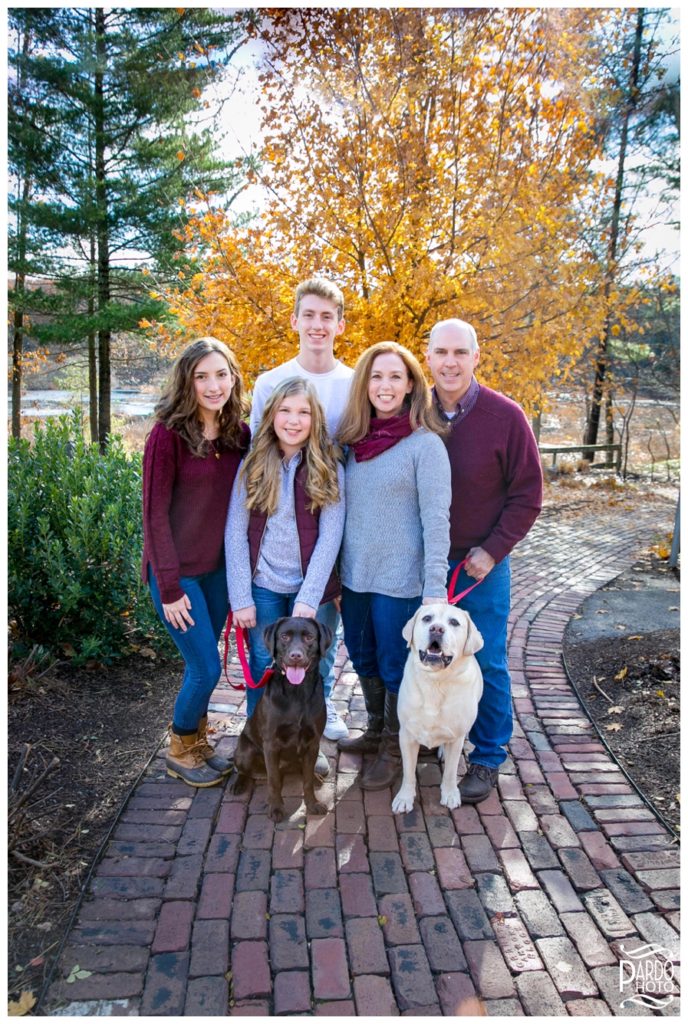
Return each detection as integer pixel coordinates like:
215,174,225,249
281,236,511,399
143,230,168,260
9,388,156,419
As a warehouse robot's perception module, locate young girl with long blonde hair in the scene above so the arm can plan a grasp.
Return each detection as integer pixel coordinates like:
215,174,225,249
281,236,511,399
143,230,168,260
224,377,345,773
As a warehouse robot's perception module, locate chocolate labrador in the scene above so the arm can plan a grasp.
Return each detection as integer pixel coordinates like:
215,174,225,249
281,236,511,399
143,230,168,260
227,616,332,822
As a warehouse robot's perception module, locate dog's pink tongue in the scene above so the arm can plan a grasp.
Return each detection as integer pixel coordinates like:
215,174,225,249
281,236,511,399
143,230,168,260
285,666,306,686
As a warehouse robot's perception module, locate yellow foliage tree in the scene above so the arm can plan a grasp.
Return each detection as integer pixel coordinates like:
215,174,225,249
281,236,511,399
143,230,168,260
154,7,618,413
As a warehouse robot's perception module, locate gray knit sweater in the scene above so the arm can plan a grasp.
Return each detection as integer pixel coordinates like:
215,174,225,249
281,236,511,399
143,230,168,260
225,453,345,612
340,429,451,599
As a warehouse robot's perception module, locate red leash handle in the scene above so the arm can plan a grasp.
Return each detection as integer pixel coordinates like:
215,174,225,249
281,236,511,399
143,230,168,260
447,558,483,606
223,612,271,690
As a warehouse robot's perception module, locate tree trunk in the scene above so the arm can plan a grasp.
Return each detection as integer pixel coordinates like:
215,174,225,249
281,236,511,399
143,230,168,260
605,388,615,447
12,304,25,439
12,181,29,436
11,26,33,440
582,9,644,458
88,233,98,443
531,409,541,444
94,8,111,451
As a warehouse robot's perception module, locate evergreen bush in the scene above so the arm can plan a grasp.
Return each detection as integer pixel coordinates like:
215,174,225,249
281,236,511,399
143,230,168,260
8,412,170,663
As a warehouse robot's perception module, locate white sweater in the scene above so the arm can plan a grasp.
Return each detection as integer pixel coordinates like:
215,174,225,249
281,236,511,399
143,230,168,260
250,358,354,437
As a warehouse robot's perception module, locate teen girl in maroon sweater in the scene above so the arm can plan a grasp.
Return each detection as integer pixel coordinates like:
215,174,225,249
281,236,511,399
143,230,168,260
142,337,250,787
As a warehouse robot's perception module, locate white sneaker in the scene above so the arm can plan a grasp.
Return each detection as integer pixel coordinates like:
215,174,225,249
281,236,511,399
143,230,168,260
323,698,349,741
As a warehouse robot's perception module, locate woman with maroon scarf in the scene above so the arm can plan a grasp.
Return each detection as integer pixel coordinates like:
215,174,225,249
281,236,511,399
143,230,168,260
336,342,451,790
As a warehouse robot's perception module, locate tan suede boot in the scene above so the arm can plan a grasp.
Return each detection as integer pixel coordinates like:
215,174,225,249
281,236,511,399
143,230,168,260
197,715,232,775
166,729,223,787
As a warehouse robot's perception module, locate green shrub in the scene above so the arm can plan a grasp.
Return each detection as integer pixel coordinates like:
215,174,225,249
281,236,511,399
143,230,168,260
8,411,171,663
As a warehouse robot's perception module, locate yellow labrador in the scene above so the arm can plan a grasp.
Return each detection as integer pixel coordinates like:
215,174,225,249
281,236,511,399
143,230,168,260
392,604,484,814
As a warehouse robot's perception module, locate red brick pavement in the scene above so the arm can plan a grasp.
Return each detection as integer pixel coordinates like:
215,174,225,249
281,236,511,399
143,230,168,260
45,509,680,1015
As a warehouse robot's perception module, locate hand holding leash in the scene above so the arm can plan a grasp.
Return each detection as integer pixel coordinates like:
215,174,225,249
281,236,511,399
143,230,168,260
464,546,495,582
233,605,256,629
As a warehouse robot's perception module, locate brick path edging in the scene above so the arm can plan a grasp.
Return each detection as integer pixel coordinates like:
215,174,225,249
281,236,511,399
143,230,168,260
46,507,680,1016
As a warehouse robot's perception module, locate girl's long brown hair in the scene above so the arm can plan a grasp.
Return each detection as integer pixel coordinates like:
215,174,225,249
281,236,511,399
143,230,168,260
154,337,248,456
337,341,445,445
241,377,341,516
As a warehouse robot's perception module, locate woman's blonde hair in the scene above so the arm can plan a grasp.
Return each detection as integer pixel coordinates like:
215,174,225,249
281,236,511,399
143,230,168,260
154,337,248,456
241,377,341,516
337,341,444,445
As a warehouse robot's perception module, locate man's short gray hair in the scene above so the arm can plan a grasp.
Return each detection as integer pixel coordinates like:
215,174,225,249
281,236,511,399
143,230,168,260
428,318,479,353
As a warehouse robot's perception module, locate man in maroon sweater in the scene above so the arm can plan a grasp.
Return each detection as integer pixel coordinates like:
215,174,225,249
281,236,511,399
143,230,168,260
427,318,543,803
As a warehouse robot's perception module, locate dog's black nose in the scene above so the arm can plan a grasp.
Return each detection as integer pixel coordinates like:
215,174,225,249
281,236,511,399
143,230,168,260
429,625,445,636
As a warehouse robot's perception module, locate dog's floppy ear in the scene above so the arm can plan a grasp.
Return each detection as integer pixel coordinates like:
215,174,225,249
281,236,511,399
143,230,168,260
263,617,287,660
315,620,333,658
462,612,484,656
402,609,422,648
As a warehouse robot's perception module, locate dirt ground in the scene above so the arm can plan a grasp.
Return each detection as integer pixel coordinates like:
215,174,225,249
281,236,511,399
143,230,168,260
563,550,680,835
7,481,680,1011
7,655,181,1008
564,627,679,831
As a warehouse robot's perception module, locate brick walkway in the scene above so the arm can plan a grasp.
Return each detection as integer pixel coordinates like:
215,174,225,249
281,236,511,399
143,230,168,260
47,508,680,1016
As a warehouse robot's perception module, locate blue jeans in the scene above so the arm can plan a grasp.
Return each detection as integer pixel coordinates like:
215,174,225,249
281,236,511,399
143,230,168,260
148,565,228,732
449,556,512,769
246,585,339,717
341,588,422,695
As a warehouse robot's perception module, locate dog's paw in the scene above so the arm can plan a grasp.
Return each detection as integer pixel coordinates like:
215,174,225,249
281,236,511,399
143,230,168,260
268,803,286,823
392,787,416,814
306,800,327,816
440,786,461,810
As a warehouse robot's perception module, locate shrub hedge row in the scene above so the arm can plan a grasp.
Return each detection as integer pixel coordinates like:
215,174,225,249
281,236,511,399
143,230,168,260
8,412,171,664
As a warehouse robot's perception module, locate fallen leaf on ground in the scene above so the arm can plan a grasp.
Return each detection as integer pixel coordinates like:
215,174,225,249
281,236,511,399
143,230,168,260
8,991,36,1016
614,666,628,681
606,722,623,732
607,706,625,715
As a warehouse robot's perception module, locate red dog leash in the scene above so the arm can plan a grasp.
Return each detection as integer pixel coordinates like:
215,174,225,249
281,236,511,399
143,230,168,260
222,612,272,690
447,557,484,605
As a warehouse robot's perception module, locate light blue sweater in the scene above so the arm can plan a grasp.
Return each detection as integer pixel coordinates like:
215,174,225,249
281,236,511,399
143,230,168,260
340,429,451,599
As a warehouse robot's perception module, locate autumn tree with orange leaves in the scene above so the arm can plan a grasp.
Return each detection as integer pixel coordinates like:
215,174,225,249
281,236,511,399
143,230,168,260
153,6,621,413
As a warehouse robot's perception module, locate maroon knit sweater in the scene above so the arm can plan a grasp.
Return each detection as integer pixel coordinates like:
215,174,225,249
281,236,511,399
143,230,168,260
141,420,250,603
435,383,543,563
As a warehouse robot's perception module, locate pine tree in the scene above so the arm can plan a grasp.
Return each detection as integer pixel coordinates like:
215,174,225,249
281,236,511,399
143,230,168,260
8,8,67,438
8,6,253,444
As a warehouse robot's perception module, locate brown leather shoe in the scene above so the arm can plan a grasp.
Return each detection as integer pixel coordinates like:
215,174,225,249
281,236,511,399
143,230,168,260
166,729,223,788
197,715,232,775
459,763,499,804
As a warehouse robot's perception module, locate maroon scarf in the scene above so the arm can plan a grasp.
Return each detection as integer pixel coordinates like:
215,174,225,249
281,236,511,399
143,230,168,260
351,411,414,462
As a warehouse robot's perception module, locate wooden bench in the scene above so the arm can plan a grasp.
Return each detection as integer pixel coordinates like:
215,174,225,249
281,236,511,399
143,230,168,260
538,443,622,471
